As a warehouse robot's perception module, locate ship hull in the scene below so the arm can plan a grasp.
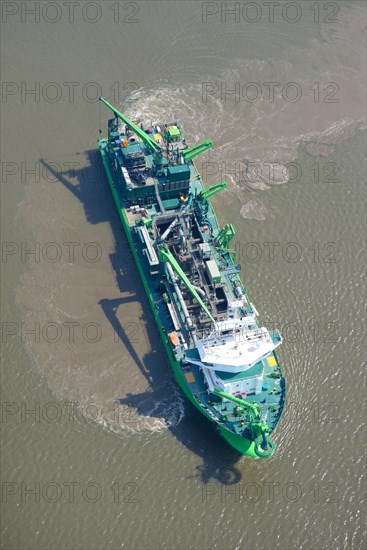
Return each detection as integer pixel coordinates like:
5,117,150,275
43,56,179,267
99,142,263,458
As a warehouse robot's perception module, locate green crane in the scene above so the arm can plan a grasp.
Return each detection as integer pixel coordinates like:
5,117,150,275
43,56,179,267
159,245,215,324
100,97,213,168
212,389,275,457
197,181,227,202
99,97,164,169
213,389,260,417
215,223,236,249
181,140,213,161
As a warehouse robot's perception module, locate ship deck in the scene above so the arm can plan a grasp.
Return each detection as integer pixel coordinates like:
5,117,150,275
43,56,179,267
182,351,285,434
98,113,285,449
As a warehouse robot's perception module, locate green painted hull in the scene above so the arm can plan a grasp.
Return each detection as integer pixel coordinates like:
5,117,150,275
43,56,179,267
98,142,267,458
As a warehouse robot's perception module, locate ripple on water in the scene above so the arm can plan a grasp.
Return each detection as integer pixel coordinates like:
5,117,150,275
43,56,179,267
15,175,186,435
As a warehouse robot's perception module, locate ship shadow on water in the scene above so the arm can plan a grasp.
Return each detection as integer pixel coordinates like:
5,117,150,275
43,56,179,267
40,151,243,485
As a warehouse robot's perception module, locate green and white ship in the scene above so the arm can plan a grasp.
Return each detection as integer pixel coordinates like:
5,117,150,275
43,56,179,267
98,97,286,458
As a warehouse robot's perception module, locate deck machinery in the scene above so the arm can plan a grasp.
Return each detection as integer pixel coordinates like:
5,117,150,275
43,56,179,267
98,97,286,458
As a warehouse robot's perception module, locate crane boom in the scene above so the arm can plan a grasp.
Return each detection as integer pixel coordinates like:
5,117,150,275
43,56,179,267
182,140,212,161
212,389,260,418
198,181,227,201
99,97,163,156
215,223,236,249
159,246,215,324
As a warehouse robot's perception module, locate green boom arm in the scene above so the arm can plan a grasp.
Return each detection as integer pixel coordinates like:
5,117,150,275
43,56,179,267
212,389,261,418
182,140,212,161
215,223,236,249
212,389,274,454
99,97,162,156
198,181,227,201
159,246,215,324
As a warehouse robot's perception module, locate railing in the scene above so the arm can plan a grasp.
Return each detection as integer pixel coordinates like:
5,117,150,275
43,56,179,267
269,330,282,345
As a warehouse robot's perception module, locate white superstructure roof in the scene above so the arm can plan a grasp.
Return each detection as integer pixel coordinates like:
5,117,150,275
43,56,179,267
196,327,276,370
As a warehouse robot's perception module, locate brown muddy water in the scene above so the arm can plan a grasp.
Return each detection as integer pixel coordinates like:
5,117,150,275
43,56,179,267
1,1,366,549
